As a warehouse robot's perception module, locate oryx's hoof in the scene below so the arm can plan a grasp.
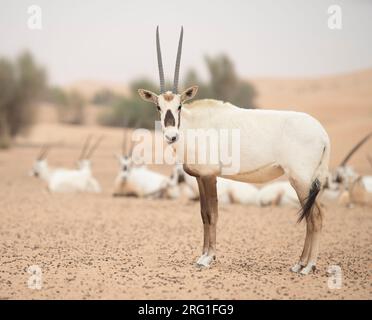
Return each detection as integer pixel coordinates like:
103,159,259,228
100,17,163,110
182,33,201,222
299,263,316,275
290,263,304,273
196,255,214,268
196,253,207,265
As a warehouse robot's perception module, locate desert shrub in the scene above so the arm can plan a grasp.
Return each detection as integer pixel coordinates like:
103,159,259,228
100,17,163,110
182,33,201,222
46,86,68,106
46,86,86,125
91,89,121,106
197,54,256,108
58,90,86,125
0,52,46,148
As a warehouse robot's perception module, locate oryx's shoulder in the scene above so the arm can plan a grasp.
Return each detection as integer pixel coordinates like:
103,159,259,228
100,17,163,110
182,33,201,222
185,99,235,110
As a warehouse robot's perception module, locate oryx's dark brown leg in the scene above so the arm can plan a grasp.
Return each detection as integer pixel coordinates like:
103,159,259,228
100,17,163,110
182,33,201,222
196,175,218,267
196,177,209,257
290,177,323,275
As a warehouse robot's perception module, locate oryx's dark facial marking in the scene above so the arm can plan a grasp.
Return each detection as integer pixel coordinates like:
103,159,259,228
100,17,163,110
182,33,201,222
177,172,185,184
156,105,161,112
164,110,175,127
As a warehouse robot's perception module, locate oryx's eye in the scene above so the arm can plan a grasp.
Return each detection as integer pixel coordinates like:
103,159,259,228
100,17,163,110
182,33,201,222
178,104,182,111
157,105,161,112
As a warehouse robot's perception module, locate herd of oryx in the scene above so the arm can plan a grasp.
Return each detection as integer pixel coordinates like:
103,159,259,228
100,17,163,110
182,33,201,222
29,27,372,275
30,130,372,209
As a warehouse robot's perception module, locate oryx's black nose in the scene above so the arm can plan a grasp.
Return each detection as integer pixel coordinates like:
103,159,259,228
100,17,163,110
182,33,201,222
165,133,179,144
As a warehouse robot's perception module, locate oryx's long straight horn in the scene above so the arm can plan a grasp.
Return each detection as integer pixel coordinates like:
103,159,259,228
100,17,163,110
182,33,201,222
122,128,128,156
128,119,141,156
38,144,49,160
156,26,165,93
340,132,372,166
122,118,129,155
173,26,183,93
86,135,104,159
79,135,93,160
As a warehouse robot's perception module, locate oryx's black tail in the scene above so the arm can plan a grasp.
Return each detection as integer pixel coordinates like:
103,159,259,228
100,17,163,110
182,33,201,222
297,178,321,223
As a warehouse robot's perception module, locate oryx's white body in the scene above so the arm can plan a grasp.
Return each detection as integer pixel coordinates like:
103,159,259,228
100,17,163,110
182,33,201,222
362,176,372,193
138,27,331,275
175,100,329,184
33,160,101,193
31,159,101,193
30,136,102,193
113,156,170,198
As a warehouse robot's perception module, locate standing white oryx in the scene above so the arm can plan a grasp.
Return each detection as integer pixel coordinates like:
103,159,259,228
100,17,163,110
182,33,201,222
30,136,102,193
138,27,331,274
113,127,170,198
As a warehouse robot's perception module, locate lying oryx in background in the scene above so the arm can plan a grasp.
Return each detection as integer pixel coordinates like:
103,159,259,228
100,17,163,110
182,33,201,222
256,181,299,208
166,163,260,205
30,136,102,193
113,126,170,198
327,132,372,206
138,27,331,274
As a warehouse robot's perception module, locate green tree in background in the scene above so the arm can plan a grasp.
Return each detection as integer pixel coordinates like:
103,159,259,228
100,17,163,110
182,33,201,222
0,59,16,147
201,54,256,108
47,87,86,125
0,52,46,148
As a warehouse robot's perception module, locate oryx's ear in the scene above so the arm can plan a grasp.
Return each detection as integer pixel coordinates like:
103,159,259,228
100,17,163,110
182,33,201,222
181,86,198,102
138,89,158,105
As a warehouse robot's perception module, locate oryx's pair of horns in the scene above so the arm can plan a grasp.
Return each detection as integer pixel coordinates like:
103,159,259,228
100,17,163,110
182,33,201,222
37,144,50,160
79,135,104,160
156,26,183,93
339,131,372,167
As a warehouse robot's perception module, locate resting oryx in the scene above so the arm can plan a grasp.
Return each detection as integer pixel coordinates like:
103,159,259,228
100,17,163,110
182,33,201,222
163,163,198,200
30,136,102,193
329,132,372,206
113,126,170,198
256,181,299,208
137,27,331,275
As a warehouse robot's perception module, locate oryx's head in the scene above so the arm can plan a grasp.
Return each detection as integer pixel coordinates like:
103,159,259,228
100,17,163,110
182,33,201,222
169,163,186,186
30,144,50,177
138,27,198,145
116,125,135,181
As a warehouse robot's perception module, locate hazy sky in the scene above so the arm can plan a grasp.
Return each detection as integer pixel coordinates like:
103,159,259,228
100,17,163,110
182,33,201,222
1,0,371,85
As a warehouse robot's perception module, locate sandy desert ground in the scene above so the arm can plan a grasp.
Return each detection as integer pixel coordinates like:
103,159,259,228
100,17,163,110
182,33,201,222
0,70,371,299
